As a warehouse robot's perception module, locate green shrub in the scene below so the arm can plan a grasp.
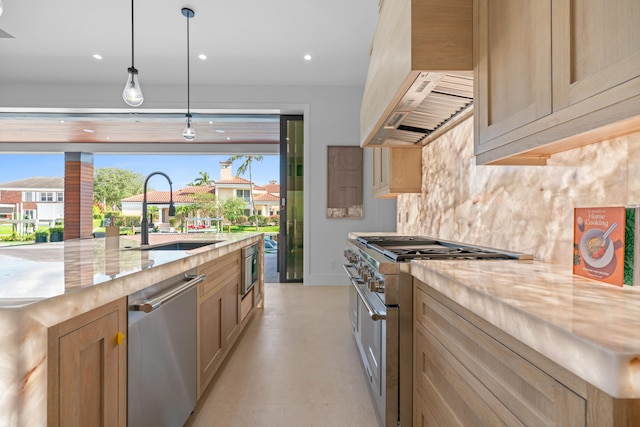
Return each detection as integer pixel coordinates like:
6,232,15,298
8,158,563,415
92,205,103,219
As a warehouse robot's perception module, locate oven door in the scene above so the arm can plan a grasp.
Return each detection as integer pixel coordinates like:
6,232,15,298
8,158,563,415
344,264,399,427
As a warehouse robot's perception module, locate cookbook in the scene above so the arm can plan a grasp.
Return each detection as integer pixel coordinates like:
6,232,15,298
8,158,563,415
573,206,639,286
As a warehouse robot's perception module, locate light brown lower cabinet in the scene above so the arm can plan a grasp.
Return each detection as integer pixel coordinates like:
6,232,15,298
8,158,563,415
196,250,241,398
414,280,640,426
47,297,127,427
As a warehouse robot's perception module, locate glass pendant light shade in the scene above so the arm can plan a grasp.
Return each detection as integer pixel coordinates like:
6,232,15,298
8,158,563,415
123,67,144,107
183,114,196,141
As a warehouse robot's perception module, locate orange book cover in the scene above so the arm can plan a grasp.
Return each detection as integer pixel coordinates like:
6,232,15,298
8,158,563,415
573,207,626,286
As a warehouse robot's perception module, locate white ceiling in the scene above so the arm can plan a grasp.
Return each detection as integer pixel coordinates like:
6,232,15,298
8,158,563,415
0,0,378,150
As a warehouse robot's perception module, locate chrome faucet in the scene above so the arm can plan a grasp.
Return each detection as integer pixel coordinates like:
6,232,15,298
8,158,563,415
141,172,176,245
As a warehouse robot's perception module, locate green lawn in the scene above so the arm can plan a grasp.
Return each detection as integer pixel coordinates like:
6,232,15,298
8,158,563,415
1,223,279,239
229,225,279,233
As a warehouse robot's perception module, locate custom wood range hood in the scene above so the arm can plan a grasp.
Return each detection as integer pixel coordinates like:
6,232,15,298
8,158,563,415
360,0,473,147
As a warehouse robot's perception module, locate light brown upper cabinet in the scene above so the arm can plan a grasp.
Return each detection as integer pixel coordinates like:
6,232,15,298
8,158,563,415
372,146,422,198
360,0,473,148
474,0,640,165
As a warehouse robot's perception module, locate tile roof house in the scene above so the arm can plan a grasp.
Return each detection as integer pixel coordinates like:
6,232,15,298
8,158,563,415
0,177,65,229
120,162,280,228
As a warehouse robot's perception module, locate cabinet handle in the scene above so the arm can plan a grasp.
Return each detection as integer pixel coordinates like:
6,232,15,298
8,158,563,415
115,331,125,345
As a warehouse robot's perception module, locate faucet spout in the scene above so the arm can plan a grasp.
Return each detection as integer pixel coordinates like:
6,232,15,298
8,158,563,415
141,172,176,245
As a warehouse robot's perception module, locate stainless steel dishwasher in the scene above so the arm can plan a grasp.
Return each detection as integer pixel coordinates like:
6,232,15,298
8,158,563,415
128,269,206,427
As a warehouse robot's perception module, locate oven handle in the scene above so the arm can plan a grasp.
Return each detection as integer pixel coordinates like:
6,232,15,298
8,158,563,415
342,264,386,321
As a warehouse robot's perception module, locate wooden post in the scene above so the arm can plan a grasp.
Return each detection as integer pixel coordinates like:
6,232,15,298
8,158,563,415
64,153,94,240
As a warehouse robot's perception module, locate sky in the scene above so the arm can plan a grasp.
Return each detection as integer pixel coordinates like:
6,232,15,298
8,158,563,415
0,154,280,190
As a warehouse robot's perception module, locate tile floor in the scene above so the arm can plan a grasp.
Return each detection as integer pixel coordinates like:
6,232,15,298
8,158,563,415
184,283,381,427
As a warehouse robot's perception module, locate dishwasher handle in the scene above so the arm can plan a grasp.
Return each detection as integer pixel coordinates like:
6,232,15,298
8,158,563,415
130,274,206,313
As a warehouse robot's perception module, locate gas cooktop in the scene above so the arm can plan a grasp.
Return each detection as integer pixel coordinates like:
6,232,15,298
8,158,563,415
356,235,530,262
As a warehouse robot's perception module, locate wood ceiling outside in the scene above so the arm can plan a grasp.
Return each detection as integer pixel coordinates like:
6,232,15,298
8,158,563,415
0,114,280,145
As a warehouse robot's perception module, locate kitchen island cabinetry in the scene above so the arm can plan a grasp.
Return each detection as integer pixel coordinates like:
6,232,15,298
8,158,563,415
474,0,640,165
372,146,422,198
414,278,640,426
47,297,127,427
0,233,262,426
196,250,242,398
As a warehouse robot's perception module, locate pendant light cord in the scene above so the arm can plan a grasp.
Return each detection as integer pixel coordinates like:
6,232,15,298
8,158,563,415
186,13,191,117
130,0,135,69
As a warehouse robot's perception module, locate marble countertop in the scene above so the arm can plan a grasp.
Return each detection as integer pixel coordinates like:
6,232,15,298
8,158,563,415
411,259,640,399
0,233,262,314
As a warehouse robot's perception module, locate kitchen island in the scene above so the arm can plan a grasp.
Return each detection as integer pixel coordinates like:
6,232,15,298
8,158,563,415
412,259,640,425
0,233,263,427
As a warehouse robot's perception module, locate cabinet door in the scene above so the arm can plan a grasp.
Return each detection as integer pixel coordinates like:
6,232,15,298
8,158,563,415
475,0,552,147
372,146,421,198
223,278,240,347
196,251,241,397
371,147,387,196
48,299,127,427
198,283,224,395
553,0,640,110
414,283,586,426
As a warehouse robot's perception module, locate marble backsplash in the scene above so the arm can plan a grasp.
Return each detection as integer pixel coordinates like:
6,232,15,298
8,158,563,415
396,117,640,264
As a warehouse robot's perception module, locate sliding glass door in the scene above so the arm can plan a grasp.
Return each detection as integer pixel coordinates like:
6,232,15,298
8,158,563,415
279,115,303,282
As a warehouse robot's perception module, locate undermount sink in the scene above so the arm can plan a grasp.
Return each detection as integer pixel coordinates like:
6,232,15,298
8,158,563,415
125,241,222,251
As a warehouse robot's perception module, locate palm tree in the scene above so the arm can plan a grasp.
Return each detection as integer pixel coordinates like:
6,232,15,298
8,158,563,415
227,154,263,229
193,171,212,186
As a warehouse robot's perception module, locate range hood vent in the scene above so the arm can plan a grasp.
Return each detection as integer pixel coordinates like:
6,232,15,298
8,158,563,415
368,72,473,146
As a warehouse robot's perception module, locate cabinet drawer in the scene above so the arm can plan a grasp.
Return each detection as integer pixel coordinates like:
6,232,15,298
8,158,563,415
415,285,585,426
197,251,240,296
415,325,517,426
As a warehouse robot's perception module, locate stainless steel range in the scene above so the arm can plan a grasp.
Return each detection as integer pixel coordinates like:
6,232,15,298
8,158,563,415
343,235,531,427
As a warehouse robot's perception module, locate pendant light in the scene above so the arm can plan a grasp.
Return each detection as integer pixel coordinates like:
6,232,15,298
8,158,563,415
182,7,196,141
122,0,144,107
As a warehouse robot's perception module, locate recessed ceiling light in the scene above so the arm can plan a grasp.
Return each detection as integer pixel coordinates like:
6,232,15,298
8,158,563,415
226,137,231,140
198,54,207,60
59,120,65,123
82,129,95,133
304,54,312,61
216,129,225,133
208,121,213,124
93,54,103,60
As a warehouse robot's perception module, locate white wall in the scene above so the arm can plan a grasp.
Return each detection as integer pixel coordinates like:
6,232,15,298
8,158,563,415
35,202,64,222
0,82,397,284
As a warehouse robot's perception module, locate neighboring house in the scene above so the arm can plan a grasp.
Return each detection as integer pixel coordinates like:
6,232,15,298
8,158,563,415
121,185,217,224
121,162,280,225
215,161,280,217
263,180,280,197
0,177,65,226
254,191,280,217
